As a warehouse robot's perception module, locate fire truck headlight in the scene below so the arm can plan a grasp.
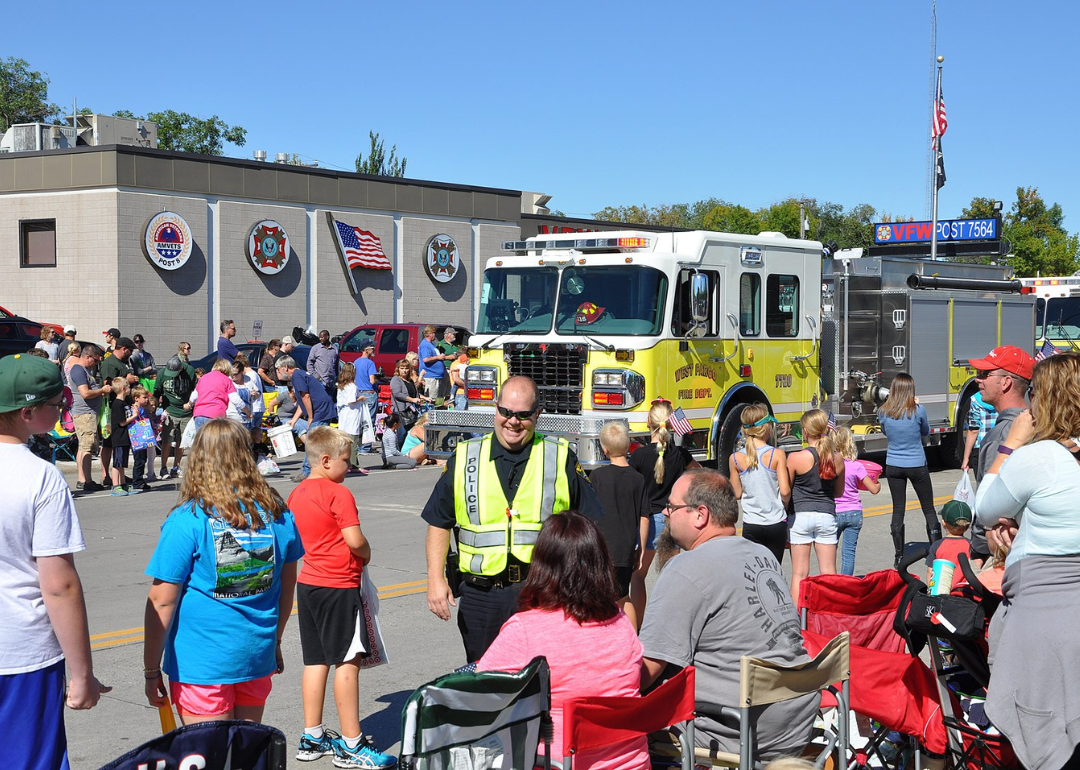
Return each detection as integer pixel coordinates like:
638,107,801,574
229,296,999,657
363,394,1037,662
467,367,497,384
592,370,645,410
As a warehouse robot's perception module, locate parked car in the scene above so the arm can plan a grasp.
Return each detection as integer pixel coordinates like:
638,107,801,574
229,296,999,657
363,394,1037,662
189,342,311,373
338,324,471,379
0,316,48,359
0,304,63,336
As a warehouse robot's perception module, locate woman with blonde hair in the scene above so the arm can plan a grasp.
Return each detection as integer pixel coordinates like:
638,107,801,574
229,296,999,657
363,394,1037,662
833,426,881,575
973,352,1080,770
143,418,303,725
728,403,790,564
877,373,936,567
628,399,700,622
787,410,844,599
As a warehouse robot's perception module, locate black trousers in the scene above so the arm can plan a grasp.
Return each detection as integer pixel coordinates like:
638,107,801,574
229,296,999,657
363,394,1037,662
132,448,148,488
885,464,941,559
742,521,788,565
456,581,524,663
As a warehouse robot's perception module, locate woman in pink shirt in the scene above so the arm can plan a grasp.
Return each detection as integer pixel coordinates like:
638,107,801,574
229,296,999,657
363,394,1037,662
478,512,649,770
187,359,237,429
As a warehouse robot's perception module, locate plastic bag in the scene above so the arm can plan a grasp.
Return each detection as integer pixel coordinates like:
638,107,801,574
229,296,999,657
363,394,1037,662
359,573,389,669
99,400,111,440
257,457,280,476
179,418,197,450
361,404,376,447
953,471,974,505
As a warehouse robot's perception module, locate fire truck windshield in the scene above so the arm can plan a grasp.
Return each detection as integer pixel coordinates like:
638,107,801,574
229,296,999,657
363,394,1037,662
1038,297,1080,342
477,265,668,336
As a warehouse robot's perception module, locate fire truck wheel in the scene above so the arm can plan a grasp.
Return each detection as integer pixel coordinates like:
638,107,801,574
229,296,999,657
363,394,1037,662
716,403,749,476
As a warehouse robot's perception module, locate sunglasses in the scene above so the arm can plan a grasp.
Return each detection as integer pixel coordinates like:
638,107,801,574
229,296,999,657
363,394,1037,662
975,370,1011,380
651,397,672,405
497,405,537,422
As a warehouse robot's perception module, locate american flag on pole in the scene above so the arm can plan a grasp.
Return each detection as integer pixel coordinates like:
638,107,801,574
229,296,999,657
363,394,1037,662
332,219,392,270
932,87,948,140
827,412,838,431
1036,339,1058,361
669,406,693,436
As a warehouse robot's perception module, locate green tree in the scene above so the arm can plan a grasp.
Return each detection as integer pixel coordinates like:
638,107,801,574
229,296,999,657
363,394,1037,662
701,203,761,234
0,57,60,131
963,189,1080,276
355,131,408,177
815,202,877,251
146,110,246,155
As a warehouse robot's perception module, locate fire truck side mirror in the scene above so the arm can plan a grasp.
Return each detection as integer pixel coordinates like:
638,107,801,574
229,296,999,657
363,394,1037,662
690,273,709,324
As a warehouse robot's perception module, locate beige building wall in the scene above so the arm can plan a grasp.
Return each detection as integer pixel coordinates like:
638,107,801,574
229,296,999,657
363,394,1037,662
217,201,308,344
0,190,119,337
316,210,395,335
117,192,209,353
402,217,474,327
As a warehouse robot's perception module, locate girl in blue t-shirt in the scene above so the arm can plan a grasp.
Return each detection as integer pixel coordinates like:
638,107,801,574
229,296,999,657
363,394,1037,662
142,418,304,724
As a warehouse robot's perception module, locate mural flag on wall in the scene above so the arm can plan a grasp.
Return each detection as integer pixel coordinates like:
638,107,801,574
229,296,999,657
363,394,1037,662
328,214,392,295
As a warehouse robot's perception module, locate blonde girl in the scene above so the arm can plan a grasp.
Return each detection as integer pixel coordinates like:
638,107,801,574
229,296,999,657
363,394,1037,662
877,373,936,567
728,403,790,564
628,400,700,623
833,427,881,576
402,413,441,465
786,409,845,600
143,419,303,725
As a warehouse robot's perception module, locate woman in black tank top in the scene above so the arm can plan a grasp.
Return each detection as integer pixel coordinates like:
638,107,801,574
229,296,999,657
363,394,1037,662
786,410,845,601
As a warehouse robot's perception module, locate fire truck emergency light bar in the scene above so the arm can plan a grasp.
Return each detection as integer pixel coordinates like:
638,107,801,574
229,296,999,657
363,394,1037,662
501,236,650,251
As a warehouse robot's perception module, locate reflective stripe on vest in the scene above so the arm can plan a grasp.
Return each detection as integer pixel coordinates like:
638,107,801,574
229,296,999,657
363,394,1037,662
453,433,571,576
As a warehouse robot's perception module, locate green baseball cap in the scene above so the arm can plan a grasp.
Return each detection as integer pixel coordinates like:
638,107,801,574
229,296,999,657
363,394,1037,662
0,353,64,413
941,499,972,525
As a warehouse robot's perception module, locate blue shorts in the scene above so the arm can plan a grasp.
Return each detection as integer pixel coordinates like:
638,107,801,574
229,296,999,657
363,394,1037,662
645,512,668,550
0,659,69,769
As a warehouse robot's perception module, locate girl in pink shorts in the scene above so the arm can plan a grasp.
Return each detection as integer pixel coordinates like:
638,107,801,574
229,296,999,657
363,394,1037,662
142,418,304,723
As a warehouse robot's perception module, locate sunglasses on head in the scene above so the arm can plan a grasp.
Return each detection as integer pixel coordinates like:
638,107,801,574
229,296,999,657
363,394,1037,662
651,397,672,406
497,405,537,421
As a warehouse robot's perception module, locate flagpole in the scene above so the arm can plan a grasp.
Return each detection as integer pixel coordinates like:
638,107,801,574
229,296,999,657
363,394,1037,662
930,56,944,261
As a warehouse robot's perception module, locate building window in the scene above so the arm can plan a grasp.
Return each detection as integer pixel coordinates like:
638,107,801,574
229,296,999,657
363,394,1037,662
740,273,761,336
21,220,56,267
766,274,799,337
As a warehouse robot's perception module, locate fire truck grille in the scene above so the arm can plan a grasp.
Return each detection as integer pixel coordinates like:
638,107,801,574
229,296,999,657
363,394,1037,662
505,345,586,415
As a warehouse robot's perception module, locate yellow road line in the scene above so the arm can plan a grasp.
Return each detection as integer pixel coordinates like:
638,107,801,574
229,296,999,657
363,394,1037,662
91,578,430,651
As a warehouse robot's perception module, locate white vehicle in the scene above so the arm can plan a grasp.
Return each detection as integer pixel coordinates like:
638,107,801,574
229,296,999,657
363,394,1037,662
1018,274,1080,352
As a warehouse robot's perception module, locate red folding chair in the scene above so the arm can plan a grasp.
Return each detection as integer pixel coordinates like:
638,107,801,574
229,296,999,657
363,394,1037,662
556,665,696,770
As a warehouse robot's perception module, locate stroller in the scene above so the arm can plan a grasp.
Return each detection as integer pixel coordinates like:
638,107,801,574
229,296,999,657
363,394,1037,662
894,549,1018,770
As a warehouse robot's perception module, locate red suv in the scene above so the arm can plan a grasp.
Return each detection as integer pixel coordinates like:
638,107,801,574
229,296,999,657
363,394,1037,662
338,324,470,379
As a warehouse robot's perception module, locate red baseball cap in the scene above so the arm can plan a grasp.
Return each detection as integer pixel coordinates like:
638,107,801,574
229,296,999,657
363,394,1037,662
968,345,1035,380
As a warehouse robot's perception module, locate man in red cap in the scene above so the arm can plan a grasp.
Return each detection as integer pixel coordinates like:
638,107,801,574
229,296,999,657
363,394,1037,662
968,344,1035,563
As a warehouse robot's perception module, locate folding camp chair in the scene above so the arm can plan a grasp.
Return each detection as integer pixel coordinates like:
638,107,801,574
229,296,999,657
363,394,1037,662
400,655,552,770
696,631,851,770
98,720,287,770
553,665,696,770
47,423,78,463
800,570,948,770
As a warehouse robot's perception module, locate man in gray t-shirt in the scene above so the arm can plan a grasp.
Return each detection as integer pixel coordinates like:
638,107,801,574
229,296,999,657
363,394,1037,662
639,468,817,759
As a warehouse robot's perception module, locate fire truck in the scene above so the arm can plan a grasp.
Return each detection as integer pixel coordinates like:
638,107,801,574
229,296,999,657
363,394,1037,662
425,230,1034,468
1017,274,1080,352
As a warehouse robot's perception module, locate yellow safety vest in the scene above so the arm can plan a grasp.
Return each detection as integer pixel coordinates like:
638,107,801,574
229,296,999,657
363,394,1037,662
453,433,571,576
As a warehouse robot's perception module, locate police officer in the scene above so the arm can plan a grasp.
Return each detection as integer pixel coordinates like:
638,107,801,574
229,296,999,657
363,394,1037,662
423,375,602,661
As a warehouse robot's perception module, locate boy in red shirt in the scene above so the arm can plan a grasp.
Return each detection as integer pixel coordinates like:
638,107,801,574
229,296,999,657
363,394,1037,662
288,427,395,769
925,499,973,590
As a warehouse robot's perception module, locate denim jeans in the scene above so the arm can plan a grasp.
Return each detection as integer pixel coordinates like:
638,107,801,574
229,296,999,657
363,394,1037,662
835,509,863,576
300,420,329,477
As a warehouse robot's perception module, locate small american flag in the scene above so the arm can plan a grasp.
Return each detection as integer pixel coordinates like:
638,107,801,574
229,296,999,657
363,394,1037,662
827,412,838,431
333,219,391,270
669,406,693,436
1036,339,1058,361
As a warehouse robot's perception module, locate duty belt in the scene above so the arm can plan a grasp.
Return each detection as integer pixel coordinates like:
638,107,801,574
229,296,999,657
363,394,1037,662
462,563,529,590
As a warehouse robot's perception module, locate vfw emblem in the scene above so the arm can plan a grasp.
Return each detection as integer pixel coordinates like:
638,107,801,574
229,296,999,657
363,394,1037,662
426,234,459,283
248,220,290,275
876,225,893,242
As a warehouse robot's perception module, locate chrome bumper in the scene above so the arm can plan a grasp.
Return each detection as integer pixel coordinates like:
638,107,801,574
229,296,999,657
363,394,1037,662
424,409,628,468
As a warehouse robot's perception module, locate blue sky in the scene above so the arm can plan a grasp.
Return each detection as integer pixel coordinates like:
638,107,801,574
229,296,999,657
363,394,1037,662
5,1,1078,230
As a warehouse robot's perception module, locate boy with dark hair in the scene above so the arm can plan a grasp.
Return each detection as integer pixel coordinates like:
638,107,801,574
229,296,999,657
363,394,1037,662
0,354,109,768
288,426,395,769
